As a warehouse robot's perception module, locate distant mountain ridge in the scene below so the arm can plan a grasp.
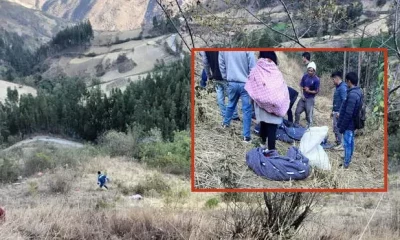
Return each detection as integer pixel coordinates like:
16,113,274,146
0,1,71,49
5,0,188,31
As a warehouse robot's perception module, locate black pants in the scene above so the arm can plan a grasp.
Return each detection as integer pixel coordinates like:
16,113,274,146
287,93,298,123
287,100,295,123
260,121,278,150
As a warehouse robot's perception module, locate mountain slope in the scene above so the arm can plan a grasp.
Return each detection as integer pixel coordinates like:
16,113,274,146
0,1,71,49
6,0,198,31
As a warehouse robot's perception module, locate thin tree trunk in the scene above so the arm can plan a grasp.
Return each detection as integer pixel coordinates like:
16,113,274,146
365,53,371,92
347,51,351,73
358,52,362,87
343,51,347,79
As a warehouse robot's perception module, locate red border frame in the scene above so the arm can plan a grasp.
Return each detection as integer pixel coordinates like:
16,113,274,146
190,47,389,193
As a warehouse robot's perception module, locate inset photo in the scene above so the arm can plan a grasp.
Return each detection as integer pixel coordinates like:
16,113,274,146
191,48,388,192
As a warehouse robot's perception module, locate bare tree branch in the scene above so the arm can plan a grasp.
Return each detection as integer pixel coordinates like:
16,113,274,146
174,0,195,48
390,84,400,96
240,7,306,48
299,25,313,39
278,0,302,45
394,0,400,59
156,0,191,51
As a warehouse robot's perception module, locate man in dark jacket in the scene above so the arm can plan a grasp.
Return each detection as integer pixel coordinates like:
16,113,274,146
337,72,362,169
331,71,347,150
201,51,239,120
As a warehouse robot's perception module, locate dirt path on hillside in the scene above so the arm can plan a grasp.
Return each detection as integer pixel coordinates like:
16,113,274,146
2,136,84,152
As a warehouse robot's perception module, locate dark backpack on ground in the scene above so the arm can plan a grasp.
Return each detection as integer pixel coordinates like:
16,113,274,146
276,128,294,144
281,120,307,141
246,146,310,181
353,91,366,130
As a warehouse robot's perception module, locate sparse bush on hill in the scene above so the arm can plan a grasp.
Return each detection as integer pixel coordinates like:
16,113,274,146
205,198,219,209
163,186,190,207
116,53,128,64
115,54,136,73
0,145,92,183
24,151,54,176
132,173,171,196
138,130,190,176
0,157,20,183
95,63,105,77
47,170,74,194
99,126,143,158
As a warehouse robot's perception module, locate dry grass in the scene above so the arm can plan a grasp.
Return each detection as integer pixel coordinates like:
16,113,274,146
0,141,397,239
194,52,384,189
0,153,223,239
297,185,400,240
0,200,214,240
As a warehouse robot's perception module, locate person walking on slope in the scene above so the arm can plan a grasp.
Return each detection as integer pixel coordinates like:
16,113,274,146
331,71,347,150
249,51,289,150
201,51,240,121
294,62,320,128
220,51,256,143
97,171,109,189
337,72,363,169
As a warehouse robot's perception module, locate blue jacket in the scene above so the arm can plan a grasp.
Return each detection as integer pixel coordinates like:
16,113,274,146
218,51,256,83
337,86,362,133
300,74,320,99
98,174,107,184
332,81,347,112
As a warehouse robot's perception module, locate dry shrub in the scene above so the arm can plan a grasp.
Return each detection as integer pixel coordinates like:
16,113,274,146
132,173,171,196
47,170,75,194
0,203,212,240
217,192,318,239
99,129,141,158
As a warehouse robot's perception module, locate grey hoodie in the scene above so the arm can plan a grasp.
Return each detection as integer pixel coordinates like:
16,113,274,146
218,51,256,83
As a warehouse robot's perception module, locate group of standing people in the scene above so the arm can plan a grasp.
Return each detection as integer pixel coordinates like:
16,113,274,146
200,51,363,169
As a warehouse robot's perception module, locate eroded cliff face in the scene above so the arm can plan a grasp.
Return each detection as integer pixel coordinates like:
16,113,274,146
7,0,198,31
0,1,71,49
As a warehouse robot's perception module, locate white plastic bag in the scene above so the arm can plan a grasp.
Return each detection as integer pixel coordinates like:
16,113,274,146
299,126,331,170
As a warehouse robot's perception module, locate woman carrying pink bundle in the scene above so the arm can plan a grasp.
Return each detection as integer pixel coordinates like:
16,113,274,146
245,51,290,150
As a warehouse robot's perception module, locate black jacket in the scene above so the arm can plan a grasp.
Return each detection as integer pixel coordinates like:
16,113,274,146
288,87,299,103
204,51,223,80
337,86,362,133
